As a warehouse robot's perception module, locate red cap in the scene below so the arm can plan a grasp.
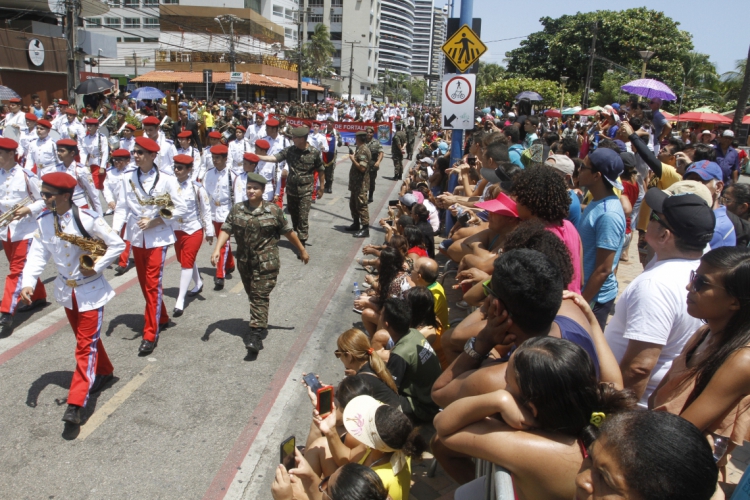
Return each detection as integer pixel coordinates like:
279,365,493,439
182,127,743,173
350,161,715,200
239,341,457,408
135,136,160,153
236,125,247,132
0,138,18,151
474,193,518,218
58,100,69,105
112,148,131,158
65,107,78,115
255,112,264,118
177,131,192,138
84,118,99,125
8,98,21,103
254,139,270,150
41,172,77,190
243,152,260,163
208,131,221,139
142,116,160,126
211,144,228,155
56,139,78,148
37,119,52,129
173,154,194,165
312,120,321,125
265,118,279,127
124,123,136,131
25,113,38,122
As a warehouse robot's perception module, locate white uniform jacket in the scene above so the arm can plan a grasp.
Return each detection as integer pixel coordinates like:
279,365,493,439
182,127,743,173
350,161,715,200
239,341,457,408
155,136,177,176
176,146,204,182
119,136,136,154
17,128,38,159
61,162,103,215
112,167,187,248
309,132,329,154
0,165,46,242
25,135,58,173
79,132,110,169
55,117,85,141
243,124,266,152
228,138,250,176
22,207,125,312
173,179,214,236
264,134,290,197
4,111,28,134
202,167,235,223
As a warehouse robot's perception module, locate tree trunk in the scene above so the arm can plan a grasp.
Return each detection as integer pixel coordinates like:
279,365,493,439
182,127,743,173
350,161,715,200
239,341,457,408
732,44,750,132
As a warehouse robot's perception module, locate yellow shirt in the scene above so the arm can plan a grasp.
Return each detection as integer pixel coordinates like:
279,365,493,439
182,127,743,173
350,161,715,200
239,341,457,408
358,449,411,500
637,162,682,231
203,111,214,128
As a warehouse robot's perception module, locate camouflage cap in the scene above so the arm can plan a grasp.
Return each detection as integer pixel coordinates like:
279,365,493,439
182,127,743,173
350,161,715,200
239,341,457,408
290,126,310,137
246,173,268,185
355,130,368,138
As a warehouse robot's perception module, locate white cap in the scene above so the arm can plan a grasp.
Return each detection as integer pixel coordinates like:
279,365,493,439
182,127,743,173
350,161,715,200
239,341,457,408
507,112,516,118
701,130,712,135
722,130,735,138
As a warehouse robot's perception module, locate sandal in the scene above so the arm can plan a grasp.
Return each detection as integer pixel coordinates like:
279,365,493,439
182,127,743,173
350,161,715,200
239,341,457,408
357,258,376,274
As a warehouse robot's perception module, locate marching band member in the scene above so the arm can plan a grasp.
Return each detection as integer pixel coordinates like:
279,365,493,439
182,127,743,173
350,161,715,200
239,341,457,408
54,108,85,142
263,118,290,208
228,125,249,176
119,124,136,154
112,137,187,355
49,99,69,129
232,152,259,203
0,138,47,333
103,148,134,274
54,139,102,215
3,98,27,135
202,131,222,174
243,112,266,152
202,144,235,290
322,118,339,194
171,154,214,316
79,117,109,191
142,116,177,176
20,172,124,426
251,140,280,203
309,121,328,203
17,113,39,165
24,119,57,176
176,131,204,182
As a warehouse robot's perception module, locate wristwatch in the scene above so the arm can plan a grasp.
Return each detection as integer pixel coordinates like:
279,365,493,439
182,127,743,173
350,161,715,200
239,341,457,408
464,337,489,361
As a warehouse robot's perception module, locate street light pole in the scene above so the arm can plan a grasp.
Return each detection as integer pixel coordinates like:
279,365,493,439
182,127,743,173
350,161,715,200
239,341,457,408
638,50,655,102
345,40,361,101
216,15,243,101
560,76,568,110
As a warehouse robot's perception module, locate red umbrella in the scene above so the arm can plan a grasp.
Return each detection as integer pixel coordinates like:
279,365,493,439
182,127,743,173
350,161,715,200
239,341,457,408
544,109,562,118
674,112,732,124
577,108,599,116
743,115,750,125
662,111,676,120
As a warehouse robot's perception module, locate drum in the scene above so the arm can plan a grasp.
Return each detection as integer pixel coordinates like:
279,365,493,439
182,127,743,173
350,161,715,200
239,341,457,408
2,125,20,141
48,129,61,141
100,127,110,138
222,129,234,142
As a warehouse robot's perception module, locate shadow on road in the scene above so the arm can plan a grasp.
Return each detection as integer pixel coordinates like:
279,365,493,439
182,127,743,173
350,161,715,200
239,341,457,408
26,370,72,408
104,313,145,338
202,317,248,342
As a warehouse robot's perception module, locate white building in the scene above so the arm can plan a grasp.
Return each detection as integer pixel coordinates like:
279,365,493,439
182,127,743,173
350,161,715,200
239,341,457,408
411,0,432,77
378,0,414,77
428,4,447,104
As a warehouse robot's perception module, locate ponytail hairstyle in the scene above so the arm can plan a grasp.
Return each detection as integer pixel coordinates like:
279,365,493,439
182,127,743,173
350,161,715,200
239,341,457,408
336,328,398,393
512,336,637,446
328,463,388,500
686,247,750,404
374,405,428,460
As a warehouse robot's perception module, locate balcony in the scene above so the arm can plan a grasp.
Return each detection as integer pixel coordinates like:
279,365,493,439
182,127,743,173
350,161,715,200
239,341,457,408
155,51,299,79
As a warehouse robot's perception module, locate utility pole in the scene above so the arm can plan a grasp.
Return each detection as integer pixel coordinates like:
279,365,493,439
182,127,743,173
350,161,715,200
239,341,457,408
65,0,81,103
295,3,305,102
582,21,598,109
345,40,360,101
134,52,138,78
216,14,243,101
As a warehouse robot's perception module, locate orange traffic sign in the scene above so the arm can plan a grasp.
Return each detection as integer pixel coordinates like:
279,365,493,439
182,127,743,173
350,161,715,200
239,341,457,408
441,25,487,73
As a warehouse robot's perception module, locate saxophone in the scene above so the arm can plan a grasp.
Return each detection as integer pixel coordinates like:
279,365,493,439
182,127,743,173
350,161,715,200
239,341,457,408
129,180,174,219
53,207,107,271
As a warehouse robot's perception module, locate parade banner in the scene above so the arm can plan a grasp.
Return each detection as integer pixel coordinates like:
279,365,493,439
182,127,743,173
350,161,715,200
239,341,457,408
286,118,393,146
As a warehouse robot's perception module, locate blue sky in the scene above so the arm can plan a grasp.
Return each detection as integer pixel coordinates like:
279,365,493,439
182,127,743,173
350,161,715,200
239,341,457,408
452,0,748,74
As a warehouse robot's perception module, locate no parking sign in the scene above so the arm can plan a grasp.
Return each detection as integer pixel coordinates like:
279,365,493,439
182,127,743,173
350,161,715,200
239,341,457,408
441,73,476,130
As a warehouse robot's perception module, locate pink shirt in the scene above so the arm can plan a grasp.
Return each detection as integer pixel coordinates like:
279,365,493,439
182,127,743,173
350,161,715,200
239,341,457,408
546,219,582,293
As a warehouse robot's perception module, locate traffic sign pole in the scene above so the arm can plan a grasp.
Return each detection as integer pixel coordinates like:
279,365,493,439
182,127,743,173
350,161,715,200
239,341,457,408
447,0,474,235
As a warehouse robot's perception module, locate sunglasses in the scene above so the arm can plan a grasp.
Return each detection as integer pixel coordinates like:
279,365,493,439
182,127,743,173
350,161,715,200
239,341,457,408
173,165,189,171
650,211,672,231
689,270,726,293
482,279,498,298
133,149,146,156
334,349,345,359
40,191,59,199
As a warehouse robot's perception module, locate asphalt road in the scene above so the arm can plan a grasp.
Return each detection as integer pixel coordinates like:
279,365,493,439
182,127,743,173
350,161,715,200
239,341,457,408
0,147,408,500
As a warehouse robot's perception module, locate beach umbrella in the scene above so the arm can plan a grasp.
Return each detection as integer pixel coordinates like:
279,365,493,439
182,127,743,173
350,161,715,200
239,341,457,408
743,115,750,125
662,111,677,120
689,106,719,114
621,78,676,101
0,86,20,100
674,112,732,124
130,86,166,100
544,109,562,118
75,77,114,95
577,108,600,116
515,91,543,101
561,106,582,115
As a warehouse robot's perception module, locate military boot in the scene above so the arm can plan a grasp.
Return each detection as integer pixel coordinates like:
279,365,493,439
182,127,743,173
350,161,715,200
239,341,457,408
368,191,374,204
354,226,370,238
345,222,361,232
245,328,264,354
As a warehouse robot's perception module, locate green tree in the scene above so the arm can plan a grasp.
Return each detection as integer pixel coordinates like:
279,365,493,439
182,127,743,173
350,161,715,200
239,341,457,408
479,77,563,108
407,78,428,104
300,23,335,80
476,62,506,88
592,71,631,107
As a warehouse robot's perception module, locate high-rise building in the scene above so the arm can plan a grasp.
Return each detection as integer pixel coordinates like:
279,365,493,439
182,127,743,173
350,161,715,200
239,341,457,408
428,4,447,104
378,0,414,77
411,0,432,77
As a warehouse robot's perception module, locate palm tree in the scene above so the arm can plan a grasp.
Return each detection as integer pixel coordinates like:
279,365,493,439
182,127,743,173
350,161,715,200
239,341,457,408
681,52,719,89
728,47,750,131
301,23,336,80
477,62,506,88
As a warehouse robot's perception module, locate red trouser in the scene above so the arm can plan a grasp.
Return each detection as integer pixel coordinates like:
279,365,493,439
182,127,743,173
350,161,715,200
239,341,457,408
275,177,286,209
311,171,319,200
65,293,112,407
89,165,106,190
118,226,131,268
1,236,46,315
132,246,169,343
213,221,234,278
174,229,203,269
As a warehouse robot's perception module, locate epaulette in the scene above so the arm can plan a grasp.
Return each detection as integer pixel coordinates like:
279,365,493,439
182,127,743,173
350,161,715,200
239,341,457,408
164,139,173,144
37,208,52,219
80,208,98,218
22,168,38,179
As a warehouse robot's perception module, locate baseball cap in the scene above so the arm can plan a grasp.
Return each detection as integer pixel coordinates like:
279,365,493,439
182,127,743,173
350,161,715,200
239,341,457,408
684,160,723,182
722,130,735,138
644,188,715,246
399,193,418,207
474,193,519,218
343,396,407,475
701,130,712,135
545,154,575,176
588,148,624,190
664,180,713,208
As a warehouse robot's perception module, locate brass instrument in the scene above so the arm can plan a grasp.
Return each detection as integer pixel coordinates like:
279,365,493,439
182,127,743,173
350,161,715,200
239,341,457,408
129,180,174,219
0,197,33,229
52,209,107,271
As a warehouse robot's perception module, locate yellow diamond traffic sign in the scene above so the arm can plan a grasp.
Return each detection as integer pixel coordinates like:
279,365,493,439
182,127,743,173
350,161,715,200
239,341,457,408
441,25,487,73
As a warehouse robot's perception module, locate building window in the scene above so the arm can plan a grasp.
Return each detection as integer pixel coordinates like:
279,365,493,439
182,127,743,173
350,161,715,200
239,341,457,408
284,27,298,41
143,37,158,42
123,0,139,6
330,31,342,40
124,17,140,28
105,17,121,28
284,8,294,20
123,37,142,43
107,0,120,6
308,0,323,5
273,5,283,16
162,0,178,3
330,13,342,22
143,17,159,28
331,0,342,5
308,14,323,22
86,18,102,27
142,0,158,5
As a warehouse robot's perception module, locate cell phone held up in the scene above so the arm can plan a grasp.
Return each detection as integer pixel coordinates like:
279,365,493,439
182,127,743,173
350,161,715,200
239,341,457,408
303,372,323,394
317,385,334,419
280,435,296,471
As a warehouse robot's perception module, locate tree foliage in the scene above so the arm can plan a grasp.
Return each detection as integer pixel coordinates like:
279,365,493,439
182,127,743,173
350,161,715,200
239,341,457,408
477,62,507,88
300,23,335,80
479,77,579,108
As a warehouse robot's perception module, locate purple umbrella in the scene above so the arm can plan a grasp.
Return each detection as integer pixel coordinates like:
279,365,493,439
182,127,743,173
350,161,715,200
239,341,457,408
621,78,676,101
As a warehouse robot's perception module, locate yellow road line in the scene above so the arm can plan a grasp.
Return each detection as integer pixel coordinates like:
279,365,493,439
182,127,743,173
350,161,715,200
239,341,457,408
230,281,245,293
77,364,158,441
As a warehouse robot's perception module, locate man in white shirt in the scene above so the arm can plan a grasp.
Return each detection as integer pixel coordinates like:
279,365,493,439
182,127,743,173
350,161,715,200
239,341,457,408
263,118,290,206
119,124,137,155
202,144,236,290
605,184,716,407
53,138,102,215
244,112,266,152
79,118,110,191
228,125,250,176
309,121,329,203
16,113,39,164
103,148,134,273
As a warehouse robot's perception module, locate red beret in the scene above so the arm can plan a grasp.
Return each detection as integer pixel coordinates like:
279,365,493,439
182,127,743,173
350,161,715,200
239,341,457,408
312,120,321,125
211,144,228,155
25,113,38,122
255,112,264,118
208,131,221,139
56,139,77,148
243,152,260,163
124,123,136,131
254,139,270,150
9,98,21,103
37,119,52,129
173,154,194,165
265,118,280,127
84,118,99,125
41,172,77,190
65,107,78,115
58,100,69,105
0,138,18,151
142,116,160,126
112,149,131,158
236,125,247,132
135,136,160,153
177,131,192,138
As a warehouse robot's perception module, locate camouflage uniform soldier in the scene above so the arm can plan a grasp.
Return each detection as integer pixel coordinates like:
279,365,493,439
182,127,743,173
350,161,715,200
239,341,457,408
391,123,407,180
365,126,383,203
346,131,372,238
255,126,324,249
212,172,309,355
405,120,416,160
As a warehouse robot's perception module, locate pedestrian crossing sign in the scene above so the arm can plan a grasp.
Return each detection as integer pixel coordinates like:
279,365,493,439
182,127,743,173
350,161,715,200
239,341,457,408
442,25,487,73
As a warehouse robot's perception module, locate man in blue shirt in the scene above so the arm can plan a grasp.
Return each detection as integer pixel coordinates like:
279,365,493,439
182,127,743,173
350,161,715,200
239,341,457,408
576,148,626,329
683,160,736,248
503,125,525,169
715,130,740,185
546,154,581,226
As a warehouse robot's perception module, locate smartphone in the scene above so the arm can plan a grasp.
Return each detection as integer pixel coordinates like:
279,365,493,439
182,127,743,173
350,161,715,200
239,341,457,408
388,199,400,207
303,372,323,394
386,220,394,226
280,436,296,471
457,212,471,227
317,386,334,419
467,156,476,166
